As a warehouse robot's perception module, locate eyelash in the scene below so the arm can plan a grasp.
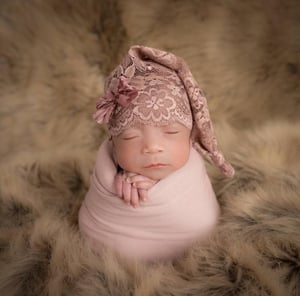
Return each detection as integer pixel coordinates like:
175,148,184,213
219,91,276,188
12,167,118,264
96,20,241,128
122,136,138,140
165,131,179,134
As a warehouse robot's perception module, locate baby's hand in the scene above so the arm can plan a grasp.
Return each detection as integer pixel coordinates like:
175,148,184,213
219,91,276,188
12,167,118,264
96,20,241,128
114,172,157,208
127,174,157,190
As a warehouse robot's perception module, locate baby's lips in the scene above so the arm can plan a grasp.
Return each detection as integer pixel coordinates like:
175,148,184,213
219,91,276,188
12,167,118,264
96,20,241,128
144,163,167,169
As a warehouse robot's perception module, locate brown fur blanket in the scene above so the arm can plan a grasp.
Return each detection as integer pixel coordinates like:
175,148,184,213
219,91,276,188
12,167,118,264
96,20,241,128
0,0,299,295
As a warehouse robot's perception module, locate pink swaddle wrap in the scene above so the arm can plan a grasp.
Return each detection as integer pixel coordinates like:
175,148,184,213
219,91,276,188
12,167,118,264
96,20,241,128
79,140,220,261
79,45,234,261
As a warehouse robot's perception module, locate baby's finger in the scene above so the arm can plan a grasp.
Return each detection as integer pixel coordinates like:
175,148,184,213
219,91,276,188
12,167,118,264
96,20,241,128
122,180,132,205
133,181,155,190
130,187,139,208
128,175,154,183
138,188,148,202
125,172,138,178
115,173,124,197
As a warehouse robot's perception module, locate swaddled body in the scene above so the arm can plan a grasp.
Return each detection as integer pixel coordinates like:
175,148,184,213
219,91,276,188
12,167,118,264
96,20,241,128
79,140,219,261
78,45,234,262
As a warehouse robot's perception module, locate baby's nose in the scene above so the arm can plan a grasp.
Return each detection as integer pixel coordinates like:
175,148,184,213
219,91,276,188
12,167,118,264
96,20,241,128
142,143,163,154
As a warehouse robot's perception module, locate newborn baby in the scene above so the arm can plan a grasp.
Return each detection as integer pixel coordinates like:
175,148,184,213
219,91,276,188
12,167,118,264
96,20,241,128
78,45,234,262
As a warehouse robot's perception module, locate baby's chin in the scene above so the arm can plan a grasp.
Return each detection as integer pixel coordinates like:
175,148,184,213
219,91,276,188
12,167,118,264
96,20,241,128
140,167,176,181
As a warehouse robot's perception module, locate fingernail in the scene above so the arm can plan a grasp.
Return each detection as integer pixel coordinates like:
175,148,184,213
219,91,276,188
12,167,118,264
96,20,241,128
132,182,136,187
126,177,130,183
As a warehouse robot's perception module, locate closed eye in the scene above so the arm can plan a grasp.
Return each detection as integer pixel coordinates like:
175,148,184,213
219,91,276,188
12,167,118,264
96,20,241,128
122,136,139,140
165,131,179,134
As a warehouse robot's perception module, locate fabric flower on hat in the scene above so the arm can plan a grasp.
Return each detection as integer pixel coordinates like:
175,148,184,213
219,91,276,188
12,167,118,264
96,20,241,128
93,76,138,123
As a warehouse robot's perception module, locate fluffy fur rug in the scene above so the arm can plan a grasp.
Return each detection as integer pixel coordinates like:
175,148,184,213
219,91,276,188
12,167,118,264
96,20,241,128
0,0,299,295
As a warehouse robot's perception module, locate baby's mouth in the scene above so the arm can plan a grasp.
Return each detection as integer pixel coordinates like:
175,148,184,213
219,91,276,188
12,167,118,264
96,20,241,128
144,163,167,169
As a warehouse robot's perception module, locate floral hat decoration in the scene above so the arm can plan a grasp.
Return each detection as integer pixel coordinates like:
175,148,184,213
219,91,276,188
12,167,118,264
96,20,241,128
94,45,235,177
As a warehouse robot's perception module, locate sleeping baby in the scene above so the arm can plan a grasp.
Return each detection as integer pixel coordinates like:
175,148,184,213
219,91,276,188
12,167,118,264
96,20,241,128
78,45,234,262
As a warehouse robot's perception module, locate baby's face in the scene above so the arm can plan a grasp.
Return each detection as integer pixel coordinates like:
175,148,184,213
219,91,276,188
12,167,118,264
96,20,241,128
112,123,191,180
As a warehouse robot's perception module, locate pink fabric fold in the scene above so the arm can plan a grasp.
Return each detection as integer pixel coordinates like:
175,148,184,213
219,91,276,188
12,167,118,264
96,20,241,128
78,140,220,262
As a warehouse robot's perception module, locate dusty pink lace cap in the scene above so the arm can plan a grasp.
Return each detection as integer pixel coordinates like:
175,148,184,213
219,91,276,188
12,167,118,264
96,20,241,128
94,45,235,177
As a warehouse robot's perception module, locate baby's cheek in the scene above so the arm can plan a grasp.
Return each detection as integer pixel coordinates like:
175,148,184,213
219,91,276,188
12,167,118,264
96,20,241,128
115,147,138,172
173,144,190,169
115,152,128,169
